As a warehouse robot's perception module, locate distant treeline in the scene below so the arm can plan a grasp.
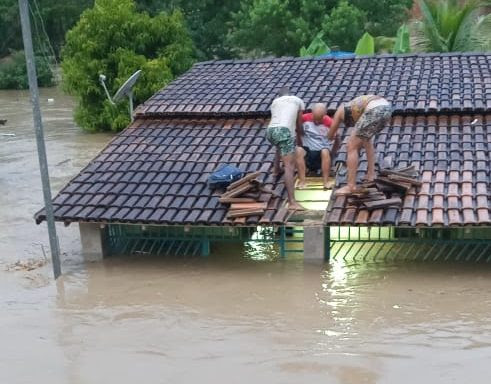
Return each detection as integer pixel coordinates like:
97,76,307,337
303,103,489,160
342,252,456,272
0,0,414,61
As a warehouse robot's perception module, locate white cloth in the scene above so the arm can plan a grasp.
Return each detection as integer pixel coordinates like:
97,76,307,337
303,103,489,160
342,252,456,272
366,98,390,110
268,95,305,135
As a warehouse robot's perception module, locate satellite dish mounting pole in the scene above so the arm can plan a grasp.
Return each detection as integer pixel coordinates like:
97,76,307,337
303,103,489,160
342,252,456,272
99,70,141,122
128,91,134,122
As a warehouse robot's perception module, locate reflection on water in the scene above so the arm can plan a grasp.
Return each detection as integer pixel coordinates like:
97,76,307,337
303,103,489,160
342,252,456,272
1,89,491,384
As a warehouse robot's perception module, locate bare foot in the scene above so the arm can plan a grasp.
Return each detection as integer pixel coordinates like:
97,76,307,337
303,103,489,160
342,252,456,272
288,202,306,211
334,185,356,195
323,182,331,190
296,181,307,189
365,173,375,182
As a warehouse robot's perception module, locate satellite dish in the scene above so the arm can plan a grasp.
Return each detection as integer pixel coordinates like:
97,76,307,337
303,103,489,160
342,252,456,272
99,70,142,121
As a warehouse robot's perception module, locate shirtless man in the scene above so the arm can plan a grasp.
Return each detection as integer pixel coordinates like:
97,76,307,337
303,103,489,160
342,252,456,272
328,95,392,195
296,103,333,190
267,87,305,210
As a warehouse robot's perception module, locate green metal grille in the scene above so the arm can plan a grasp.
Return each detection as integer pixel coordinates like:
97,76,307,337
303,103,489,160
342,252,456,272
106,223,491,262
106,224,302,258
328,226,491,263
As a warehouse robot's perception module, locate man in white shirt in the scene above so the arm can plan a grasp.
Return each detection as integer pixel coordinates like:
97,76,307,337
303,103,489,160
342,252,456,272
267,87,305,210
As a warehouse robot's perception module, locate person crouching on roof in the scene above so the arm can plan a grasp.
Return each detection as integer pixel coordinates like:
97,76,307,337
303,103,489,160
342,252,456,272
296,103,333,190
328,95,392,195
267,86,305,211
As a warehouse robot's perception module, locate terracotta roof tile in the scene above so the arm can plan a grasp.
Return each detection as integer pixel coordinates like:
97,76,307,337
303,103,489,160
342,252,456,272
326,114,491,227
36,53,491,229
36,118,286,226
139,53,491,118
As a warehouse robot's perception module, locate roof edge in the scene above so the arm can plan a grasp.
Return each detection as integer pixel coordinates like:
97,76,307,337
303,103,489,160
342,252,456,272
193,51,490,67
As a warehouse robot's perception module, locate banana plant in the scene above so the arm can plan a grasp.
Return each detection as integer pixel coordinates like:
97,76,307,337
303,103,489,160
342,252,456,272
393,24,411,54
354,32,375,55
299,32,330,57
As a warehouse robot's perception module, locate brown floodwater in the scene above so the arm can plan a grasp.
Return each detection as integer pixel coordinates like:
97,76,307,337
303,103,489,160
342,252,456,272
1,88,491,384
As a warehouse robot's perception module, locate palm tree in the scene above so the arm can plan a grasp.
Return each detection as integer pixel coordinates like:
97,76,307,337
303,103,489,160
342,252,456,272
411,0,491,52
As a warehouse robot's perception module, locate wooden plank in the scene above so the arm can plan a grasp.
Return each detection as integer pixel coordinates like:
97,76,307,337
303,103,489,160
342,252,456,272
387,174,422,187
227,209,265,218
226,171,261,191
241,191,261,199
362,197,402,209
380,168,419,179
348,193,386,205
219,197,257,204
221,182,255,198
230,202,267,210
374,177,411,192
259,186,282,198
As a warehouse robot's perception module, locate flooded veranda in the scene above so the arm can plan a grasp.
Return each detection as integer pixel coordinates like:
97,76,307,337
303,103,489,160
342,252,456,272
1,88,491,383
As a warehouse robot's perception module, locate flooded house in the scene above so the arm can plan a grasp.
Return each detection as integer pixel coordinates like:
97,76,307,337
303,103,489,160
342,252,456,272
35,52,491,262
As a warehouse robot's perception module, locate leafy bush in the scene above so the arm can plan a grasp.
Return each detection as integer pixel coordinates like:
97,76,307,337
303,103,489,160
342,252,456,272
323,0,366,52
62,0,194,132
0,50,54,89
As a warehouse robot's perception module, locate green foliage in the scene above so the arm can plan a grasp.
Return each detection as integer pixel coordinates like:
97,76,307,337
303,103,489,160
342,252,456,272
393,24,411,53
411,0,491,52
300,32,330,57
352,0,414,37
0,0,22,59
137,0,241,60
228,0,310,57
323,0,366,51
375,36,396,53
355,32,375,55
62,0,194,132
0,50,54,89
228,0,413,56
173,1,242,60
0,0,94,59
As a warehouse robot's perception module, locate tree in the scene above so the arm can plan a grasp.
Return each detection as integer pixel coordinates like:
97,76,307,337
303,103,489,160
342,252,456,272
353,0,413,37
228,0,413,57
411,0,491,52
228,0,310,57
0,0,94,59
135,0,241,60
62,0,194,132
0,0,22,58
0,50,54,89
322,0,365,51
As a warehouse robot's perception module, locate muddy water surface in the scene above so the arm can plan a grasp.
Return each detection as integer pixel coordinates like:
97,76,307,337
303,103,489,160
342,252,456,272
1,89,491,384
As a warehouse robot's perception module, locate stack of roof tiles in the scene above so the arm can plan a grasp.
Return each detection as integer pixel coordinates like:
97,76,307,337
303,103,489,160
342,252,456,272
36,53,491,228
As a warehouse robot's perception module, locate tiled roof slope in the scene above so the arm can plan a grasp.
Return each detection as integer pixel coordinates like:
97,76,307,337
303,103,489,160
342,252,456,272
326,114,491,227
139,53,491,117
35,118,290,226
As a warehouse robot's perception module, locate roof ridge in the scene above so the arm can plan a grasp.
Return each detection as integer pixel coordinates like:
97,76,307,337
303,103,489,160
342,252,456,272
194,51,491,66
137,108,491,120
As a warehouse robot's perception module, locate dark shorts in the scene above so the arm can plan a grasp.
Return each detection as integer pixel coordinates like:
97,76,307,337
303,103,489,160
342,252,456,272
302,146,329,171
266,126,295,156
355,104,392,139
